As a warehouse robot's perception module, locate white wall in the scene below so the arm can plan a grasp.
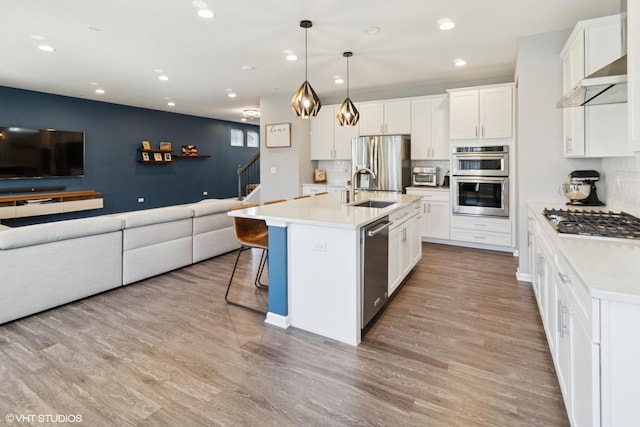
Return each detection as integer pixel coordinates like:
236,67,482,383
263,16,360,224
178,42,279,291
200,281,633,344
515,30,602,276
259,93,313,202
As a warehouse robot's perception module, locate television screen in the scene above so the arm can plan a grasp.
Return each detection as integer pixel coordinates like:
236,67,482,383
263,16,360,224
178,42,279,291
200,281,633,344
0,126,85,179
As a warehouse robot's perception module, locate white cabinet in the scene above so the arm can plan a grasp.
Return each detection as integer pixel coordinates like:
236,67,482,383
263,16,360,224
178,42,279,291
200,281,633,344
561,13,630,157
301,184,344,196
388,202,421,295
629,1,640,151
450,215,513,248
410,95,449,160
310,104,358,160
358,99,411,136
448,85,513,140
407,188,450,240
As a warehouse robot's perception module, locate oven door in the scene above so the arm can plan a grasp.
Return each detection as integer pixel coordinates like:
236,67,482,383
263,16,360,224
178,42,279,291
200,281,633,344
452,152,509,176
452,176,509,217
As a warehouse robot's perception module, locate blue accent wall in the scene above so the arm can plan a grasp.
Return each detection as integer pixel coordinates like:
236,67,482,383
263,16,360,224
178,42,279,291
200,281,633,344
0,86,259,226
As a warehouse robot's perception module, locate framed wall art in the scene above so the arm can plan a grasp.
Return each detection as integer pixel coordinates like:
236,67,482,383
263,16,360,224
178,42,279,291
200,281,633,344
265,123,291,148
142,152,150,162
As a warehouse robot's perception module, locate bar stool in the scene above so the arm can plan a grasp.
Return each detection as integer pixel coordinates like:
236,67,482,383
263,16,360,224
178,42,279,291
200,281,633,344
313,192,328,196
293,194,311,199
225,204,269,313
264,199,286,205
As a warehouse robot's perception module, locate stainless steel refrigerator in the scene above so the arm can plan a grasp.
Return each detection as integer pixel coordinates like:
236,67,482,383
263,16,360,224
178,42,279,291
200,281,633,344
351,135,411,193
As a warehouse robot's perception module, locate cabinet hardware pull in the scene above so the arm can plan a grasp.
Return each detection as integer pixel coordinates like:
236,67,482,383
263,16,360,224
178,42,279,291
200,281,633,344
557,272,571,284
475,126,478,137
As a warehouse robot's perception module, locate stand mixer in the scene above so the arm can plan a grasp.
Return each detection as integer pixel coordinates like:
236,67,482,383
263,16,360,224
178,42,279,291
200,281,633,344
562,170,604,206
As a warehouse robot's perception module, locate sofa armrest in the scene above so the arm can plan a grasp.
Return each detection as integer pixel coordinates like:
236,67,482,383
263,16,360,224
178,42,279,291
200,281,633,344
0,217,123,250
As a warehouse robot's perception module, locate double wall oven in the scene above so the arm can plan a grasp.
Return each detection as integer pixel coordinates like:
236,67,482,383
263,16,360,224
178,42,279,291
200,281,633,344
451,145,509,218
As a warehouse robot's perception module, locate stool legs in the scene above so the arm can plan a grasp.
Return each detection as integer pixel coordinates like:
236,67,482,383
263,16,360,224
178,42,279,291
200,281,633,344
225,246,268,314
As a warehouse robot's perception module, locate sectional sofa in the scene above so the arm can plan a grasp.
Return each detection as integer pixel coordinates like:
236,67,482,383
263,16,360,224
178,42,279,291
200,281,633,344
0,198,243,324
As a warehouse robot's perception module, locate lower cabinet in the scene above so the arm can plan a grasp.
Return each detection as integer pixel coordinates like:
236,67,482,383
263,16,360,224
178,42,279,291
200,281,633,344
406,188,450,240
529,208,640,427
388,203,422,296
450,215,512,247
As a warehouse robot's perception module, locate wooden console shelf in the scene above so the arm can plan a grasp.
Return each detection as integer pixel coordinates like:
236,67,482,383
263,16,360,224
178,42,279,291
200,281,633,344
0,190,103,220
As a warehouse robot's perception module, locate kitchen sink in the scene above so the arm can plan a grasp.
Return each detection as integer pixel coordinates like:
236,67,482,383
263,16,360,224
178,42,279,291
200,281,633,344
352,200,396,208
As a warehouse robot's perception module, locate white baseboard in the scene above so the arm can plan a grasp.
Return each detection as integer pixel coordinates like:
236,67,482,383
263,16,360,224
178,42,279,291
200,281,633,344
516,268,532,283
265,312,290,329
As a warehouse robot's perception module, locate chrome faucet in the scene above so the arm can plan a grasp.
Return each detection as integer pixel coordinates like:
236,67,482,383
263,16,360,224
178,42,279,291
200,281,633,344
352,167,377,194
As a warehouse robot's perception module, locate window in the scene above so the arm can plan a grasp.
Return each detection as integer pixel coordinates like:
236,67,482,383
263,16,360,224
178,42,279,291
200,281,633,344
247,130,259,148
230,129,244,147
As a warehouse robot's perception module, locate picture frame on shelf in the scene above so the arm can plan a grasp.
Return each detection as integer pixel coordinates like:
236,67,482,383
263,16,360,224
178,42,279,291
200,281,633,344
141,140,151,150
265,123,291,147
159,141,172,151
153,153,163,162
163,152,172,162
142,152,150,162
181,145,198,156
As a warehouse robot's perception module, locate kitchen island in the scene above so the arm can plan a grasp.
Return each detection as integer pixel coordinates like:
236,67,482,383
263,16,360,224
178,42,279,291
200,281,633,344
229,191,422,345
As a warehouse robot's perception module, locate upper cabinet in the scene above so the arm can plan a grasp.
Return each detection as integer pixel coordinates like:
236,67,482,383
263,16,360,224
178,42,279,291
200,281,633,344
410,94,449,160
560,13,631,157
448,84,513,140
630,3,640,151
358,99,411,136
310,104,358,160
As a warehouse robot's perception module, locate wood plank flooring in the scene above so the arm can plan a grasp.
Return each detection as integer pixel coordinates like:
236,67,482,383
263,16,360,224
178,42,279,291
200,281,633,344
0,243,569,426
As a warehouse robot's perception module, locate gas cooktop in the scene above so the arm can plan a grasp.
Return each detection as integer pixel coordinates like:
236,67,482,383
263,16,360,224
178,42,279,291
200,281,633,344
543,208,640,240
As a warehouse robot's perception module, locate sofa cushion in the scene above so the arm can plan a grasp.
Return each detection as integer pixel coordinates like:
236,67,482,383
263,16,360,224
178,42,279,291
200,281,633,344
190,198,243,217
116,206,194,228
0,216,123,250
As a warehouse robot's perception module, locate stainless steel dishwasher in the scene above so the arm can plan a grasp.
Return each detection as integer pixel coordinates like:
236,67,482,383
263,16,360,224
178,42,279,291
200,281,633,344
361,216,391,328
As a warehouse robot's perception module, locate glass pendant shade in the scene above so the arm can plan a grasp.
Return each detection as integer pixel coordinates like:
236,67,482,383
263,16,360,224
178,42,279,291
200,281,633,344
336,97,359,126
291,20,321,119
337,51,359,126
291,80,321,118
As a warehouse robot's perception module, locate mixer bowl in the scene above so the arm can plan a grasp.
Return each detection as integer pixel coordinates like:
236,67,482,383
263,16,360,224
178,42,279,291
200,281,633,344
561,183,591,201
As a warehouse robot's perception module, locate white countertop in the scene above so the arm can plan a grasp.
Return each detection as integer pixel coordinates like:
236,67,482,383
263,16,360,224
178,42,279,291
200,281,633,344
529,202,640,304
230,191,422,230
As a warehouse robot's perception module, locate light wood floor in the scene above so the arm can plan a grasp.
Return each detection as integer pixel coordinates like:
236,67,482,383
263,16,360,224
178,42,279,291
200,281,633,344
0,243,569,426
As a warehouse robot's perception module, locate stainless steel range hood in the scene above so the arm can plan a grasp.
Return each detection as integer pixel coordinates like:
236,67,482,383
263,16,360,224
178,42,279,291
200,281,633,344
557,54,627,108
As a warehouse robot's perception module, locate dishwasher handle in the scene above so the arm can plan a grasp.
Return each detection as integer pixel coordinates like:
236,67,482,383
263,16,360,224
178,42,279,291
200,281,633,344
367,220,392,237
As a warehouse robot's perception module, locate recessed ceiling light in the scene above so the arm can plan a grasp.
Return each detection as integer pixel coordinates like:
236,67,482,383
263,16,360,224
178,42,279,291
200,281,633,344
192,0,208,8
30,34,45,40
286,54,297,61
454,58,467,67
154,69,163,73
364,26,381,35
228,92,237,98
334,76,344,84
38,45,55,52
95,88,105,94
158,75,169,81
240,118,247,122
240,65,255,71
437,18,455,30
197,9,215,19
168,102,176,107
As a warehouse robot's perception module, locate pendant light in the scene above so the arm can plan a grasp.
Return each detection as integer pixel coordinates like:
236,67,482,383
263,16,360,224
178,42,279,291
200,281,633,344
291,20,321,119
336,51,359,127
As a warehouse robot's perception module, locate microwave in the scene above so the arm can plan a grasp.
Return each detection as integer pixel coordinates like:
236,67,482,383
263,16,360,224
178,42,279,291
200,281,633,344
451,145,509,177
412,166,438,186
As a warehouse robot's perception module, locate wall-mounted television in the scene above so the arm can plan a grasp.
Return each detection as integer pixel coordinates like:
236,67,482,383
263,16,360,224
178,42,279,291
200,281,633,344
0,126,85,179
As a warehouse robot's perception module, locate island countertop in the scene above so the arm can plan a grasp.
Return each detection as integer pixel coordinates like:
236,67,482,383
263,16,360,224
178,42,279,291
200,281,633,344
229,191,422,229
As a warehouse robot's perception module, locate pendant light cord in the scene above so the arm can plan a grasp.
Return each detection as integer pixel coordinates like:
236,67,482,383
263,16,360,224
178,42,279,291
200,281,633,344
305,26,308,82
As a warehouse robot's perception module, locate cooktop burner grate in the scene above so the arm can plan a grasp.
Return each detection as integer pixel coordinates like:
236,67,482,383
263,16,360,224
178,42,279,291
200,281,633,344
543,208,640,240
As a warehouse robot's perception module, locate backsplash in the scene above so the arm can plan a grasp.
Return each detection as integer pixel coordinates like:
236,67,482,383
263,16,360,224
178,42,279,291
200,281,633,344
316,160,351,184
602,154,640,215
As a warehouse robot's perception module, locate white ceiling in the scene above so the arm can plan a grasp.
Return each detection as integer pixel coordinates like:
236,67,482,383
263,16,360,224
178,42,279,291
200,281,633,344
1,0,621,124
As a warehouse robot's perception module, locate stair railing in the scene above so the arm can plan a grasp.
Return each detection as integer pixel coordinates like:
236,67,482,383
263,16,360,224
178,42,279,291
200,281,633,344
237,152,260,200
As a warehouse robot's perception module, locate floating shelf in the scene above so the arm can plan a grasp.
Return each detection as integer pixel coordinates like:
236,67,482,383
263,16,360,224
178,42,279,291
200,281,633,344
173,155,211,159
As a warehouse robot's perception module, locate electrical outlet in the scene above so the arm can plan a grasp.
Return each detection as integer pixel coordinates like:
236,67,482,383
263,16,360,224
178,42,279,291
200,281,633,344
270,166,277,174
137,197,144,203
312,242,327,252
203,191,208,196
